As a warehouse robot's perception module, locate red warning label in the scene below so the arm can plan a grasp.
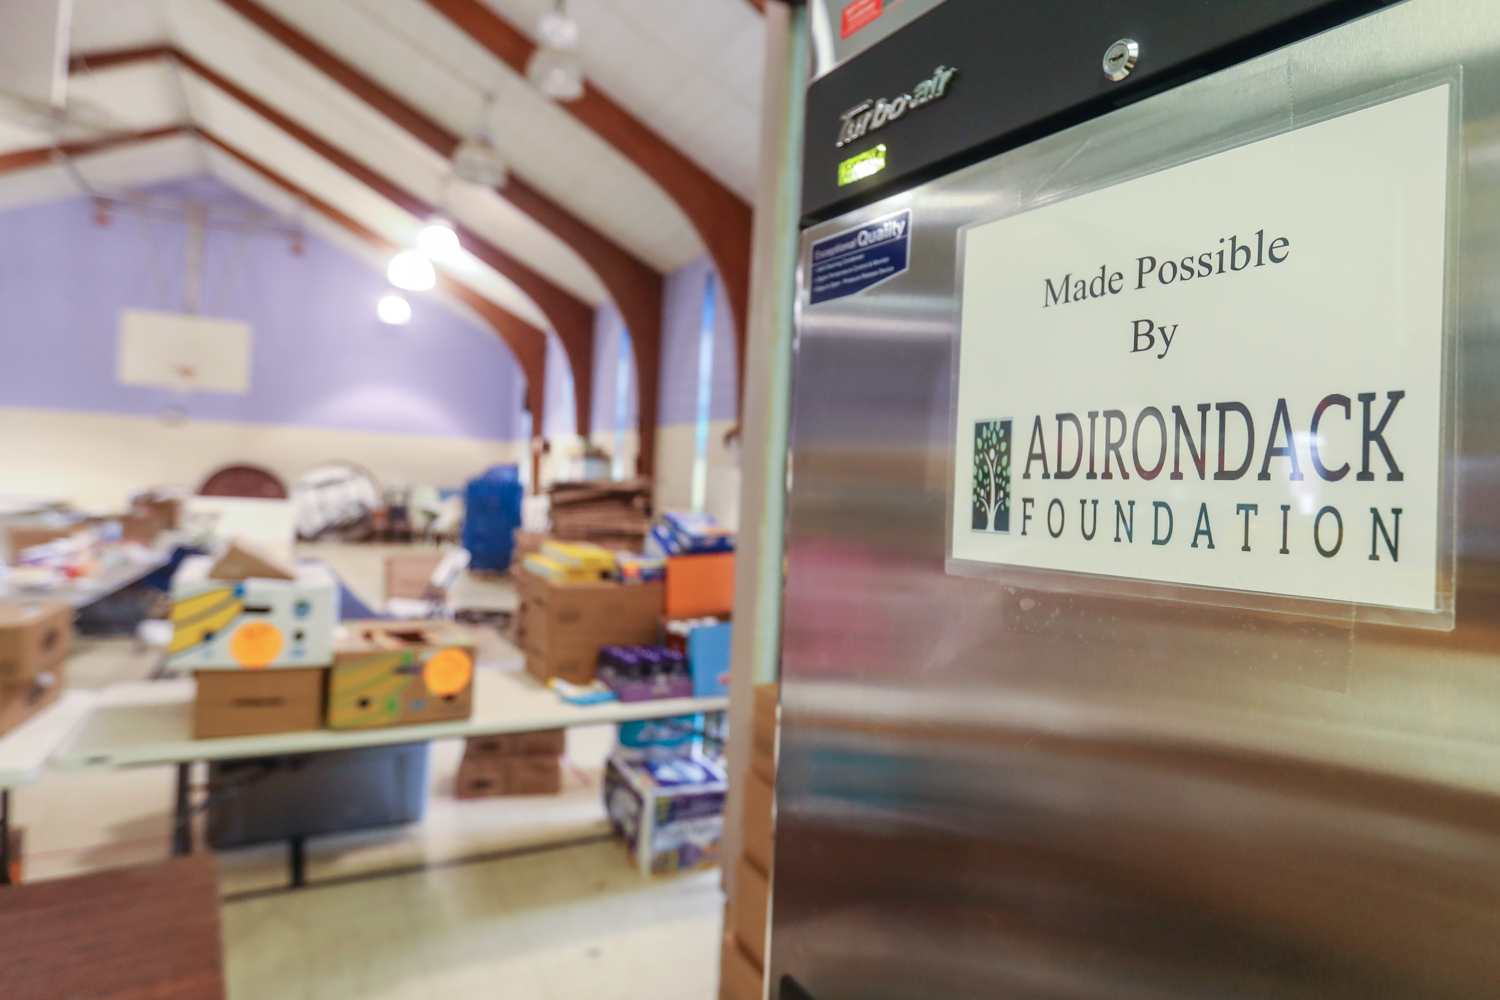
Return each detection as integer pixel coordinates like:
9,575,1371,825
840,0,883,39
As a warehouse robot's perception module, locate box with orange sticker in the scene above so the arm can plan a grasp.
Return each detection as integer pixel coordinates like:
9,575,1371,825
167,556,339,671
327,621,476,729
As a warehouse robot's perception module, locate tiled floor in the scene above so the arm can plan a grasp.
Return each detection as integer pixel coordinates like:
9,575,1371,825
11,542,725,1000
222,841,725,1000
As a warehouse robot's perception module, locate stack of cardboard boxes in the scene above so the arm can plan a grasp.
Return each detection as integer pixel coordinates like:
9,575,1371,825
547,479,653,551
175,543,476,739
174,547,339,738
513,546,663,686
455,729,565,798
720,683,778,1000
0,602,72,737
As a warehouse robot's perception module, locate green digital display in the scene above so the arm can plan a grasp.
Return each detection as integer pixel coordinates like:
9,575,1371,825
838,144,887,186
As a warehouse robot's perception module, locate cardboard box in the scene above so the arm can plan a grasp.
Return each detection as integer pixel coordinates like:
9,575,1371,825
521,577,663,656
209,538,295,581
327,622,475,729
454,753,561,797
0,600,68,738
665,553,735,618
742,766,775,875
733,854,770,968
193,667,326,739
0,670,63,739
719,932,763,1000
519,575,663,684
5,525,79,557
0,602,72,682
167,556,338,670
384,552,445,601
752,683,777,782
117,513,162,546
604,751,726,875
524,649,599,686
132,495,181,532
466,729,565,756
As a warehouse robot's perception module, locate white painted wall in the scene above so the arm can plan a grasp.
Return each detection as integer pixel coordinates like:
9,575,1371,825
0,405,526,510
654,419,741,528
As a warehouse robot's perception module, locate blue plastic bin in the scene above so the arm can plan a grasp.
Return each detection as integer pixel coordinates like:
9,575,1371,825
463,465,523,571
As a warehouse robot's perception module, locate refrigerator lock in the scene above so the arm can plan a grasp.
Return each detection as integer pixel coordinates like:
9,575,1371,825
1102,38,1139,81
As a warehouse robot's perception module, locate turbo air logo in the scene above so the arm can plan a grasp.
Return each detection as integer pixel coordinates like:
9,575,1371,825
971,419,1012,532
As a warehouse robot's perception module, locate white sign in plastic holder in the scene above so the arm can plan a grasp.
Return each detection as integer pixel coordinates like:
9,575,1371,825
949,79,1461,629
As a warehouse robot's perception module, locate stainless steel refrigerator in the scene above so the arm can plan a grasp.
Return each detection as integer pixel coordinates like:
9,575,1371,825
772,1,1500,996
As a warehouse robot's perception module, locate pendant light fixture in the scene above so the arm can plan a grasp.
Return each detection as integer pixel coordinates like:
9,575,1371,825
387,249,436,291
526,1,585,102
377,293,412,325
451,94,509,188
416,216,461,261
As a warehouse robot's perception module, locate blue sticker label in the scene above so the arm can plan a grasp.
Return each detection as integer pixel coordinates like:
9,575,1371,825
809,209,910,304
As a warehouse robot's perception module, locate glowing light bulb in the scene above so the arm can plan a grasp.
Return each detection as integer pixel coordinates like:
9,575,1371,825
417,218,460,260
387,249,436,291
377,293,412,325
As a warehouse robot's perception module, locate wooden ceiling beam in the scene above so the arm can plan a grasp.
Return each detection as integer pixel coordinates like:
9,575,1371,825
71,45,580,444
0,124,188,175
424,0,753,412
214,0,664,475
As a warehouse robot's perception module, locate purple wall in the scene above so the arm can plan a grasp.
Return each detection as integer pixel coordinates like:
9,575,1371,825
590,300,638,440
587,256,738,442
658,256,738,427
0,180,529,441
542,330,576,439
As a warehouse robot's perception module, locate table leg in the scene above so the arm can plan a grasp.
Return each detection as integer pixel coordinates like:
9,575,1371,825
288,836,306,889
0,789,11,886
173,762,193,856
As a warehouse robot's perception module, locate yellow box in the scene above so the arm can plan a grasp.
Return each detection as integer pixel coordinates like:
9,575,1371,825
541,540,615,573
327,622,476,730
522,553,595,584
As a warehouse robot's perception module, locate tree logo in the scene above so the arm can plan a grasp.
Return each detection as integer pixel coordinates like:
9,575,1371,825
971,418,1011,532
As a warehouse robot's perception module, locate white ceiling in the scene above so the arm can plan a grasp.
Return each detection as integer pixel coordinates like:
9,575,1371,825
480,0,765,200
0,0,766,339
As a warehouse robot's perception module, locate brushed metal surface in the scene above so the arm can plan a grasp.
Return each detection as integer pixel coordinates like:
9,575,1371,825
772,2,1500,997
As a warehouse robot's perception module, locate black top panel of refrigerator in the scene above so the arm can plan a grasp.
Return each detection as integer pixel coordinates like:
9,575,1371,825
801,0,1398,224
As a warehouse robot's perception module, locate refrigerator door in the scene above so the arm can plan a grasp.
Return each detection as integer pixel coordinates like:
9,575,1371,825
773,1,1500,998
